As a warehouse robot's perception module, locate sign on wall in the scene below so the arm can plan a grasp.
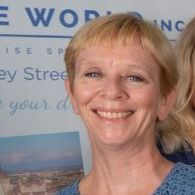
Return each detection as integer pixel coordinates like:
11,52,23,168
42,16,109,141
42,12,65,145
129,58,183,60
0,0,194,193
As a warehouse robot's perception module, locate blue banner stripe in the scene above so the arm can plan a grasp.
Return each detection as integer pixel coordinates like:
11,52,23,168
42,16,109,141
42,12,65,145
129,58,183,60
0,33,176,42
0,33,72,39
0,21,9,25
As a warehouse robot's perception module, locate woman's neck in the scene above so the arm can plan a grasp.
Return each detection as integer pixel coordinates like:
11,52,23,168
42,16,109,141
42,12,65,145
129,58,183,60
79,141,173,195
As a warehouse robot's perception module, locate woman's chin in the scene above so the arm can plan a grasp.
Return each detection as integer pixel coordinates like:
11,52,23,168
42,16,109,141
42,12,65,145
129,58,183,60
94,133,132,148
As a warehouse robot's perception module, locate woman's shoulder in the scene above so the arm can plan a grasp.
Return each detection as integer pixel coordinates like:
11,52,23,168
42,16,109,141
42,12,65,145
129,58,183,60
155,163,195,194
170,162,195,182
56,180,79,195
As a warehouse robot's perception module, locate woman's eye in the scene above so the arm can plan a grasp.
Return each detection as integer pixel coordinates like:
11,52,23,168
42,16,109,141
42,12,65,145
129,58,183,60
127,75,144,82
84,72,100,78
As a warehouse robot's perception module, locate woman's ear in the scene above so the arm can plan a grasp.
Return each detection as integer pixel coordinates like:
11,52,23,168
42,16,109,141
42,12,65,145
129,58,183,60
65,78,79,114
157,88,177,121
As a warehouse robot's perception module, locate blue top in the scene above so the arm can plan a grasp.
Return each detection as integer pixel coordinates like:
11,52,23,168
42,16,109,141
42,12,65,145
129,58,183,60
57,163,195,195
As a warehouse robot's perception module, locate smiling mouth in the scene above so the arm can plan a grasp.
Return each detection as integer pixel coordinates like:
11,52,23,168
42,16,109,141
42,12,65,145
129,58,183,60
96,111,133,119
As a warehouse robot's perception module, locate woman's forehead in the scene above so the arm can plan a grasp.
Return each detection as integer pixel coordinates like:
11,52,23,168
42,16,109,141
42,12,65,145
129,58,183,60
75,45,159,75
76,43,155,63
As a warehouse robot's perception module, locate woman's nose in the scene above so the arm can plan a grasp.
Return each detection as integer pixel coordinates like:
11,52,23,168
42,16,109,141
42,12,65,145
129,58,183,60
101,77,129,100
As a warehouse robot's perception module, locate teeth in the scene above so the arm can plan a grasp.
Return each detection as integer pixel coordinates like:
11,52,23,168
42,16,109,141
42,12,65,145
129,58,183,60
97,111,132,119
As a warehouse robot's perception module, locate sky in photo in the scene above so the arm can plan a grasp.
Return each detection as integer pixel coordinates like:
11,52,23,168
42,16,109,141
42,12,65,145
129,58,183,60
0,131,83,173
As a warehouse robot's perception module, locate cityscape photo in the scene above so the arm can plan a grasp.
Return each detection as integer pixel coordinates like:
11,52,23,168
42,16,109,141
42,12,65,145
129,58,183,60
0,132,84,195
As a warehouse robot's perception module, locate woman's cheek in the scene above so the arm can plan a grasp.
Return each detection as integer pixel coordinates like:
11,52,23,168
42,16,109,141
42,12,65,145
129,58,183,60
133,88,159,106
75,83,99,105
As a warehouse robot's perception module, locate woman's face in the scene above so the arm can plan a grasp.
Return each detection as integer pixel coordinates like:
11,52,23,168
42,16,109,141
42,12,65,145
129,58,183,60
67,42,173,147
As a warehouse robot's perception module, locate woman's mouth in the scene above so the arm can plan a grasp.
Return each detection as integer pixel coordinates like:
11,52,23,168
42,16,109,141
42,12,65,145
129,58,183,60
96,110,134,119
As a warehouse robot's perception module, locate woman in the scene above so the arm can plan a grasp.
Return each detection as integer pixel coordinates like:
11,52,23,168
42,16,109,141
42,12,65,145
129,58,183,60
175,17,195,147
159,17,195,165
58,13,195,195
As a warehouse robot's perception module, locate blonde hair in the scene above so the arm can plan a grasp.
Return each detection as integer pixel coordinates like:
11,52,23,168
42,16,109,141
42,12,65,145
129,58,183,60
64,13,188,153
174,17,195,149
